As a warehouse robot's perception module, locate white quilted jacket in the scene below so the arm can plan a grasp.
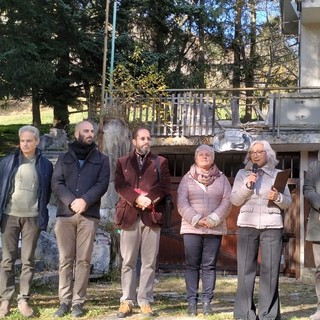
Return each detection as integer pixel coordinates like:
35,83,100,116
230,163,292,229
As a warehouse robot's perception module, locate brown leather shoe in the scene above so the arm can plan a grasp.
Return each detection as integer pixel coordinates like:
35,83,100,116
18,300,34,317
117,301,133,318
140,303,154,316
0,301,10,318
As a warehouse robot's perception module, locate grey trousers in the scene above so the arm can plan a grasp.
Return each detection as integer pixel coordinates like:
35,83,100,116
234,227,283,320
312,242,320,310
0,214,40,302
119,217,161,306
55,214,98,306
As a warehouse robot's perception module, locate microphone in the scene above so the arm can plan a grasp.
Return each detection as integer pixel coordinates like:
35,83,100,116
249,163,259,190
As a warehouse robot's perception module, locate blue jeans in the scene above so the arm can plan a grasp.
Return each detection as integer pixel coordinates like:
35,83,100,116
183,234,222,304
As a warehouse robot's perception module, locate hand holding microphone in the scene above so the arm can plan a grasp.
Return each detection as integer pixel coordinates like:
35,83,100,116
247,163,259,190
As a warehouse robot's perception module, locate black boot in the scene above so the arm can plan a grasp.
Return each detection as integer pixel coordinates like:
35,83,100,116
54,303,70,318
187,302,197,316
202,302,213,315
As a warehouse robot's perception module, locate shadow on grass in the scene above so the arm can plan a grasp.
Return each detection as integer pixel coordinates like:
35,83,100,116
2,274,315,319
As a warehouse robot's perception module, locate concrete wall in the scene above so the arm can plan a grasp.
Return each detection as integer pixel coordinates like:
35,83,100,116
300,24,320,87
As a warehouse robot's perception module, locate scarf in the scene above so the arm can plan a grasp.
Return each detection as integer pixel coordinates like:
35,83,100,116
69,140,96,160
189,164,221,186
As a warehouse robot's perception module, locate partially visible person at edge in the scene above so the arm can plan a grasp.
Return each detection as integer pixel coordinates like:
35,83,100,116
303,152,320,320
177,144,232,317
0,125,53,318
230,140,292,320
114,127,171,318
51,120,110,318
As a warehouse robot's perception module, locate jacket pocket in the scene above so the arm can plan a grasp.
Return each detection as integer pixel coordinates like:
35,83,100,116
115,199,127,226
240,206,254,214
266,206,282,214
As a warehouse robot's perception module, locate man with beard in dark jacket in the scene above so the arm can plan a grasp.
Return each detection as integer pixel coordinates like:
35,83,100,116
0,125,53,318
51,120,110,318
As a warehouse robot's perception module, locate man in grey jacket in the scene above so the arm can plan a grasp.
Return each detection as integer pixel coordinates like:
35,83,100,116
51,120,110,318
304,155,320,320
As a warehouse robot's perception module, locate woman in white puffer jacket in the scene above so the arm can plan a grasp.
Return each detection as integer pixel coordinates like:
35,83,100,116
177,144,232,317
231,140,292,320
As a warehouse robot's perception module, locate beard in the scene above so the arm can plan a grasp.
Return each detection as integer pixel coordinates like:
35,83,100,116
78,133,93,145
137,145,150,155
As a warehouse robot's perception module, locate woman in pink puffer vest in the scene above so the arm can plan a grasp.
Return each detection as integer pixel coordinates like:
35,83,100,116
177,144,232,316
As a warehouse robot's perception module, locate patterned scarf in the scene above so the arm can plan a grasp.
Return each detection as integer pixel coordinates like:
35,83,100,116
189,164,221,186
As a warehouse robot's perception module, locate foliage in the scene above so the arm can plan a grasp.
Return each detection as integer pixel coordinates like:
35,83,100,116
114,0,298,93
0,0,299,127
0,0,105,127
105,46,168,129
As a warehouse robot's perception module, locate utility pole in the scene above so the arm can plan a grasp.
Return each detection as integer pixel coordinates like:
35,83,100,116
98,0,110,151
109,1,117,93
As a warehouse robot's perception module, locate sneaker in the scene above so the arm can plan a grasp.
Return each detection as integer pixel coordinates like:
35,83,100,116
140,303,154,316
54,303,70,317
310,310,320,320
117,301,133,318
18,300,34,317
72,304,84,317
0,301,10,318
202,302,212,315
187,302,197,316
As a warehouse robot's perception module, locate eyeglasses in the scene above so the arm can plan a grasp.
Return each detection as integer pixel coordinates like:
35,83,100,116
249,150,265,156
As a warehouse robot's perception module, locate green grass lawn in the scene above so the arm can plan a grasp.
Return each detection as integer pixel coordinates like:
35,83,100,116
0,106,88,157
0,274,315,319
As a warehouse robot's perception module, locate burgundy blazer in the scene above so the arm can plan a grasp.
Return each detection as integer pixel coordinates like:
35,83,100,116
114,152,171,229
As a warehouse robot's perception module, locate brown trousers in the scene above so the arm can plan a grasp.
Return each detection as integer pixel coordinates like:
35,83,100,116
55,214,98,306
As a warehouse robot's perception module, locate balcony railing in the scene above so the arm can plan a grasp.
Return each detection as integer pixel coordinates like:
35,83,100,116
104,87,320,138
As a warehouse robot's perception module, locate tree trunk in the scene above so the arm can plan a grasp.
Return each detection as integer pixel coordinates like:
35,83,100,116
52,51,70,132
32,87,41,127
244,0,257,122
231,0,244,122
84,81,98,121
197,0,206,88
53,104,69,131
232,0,243,90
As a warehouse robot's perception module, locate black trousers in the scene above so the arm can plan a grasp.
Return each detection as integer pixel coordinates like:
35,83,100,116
233,227,283,320
183,234,222,304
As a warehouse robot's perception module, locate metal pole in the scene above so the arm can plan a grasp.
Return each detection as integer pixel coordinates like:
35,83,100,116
109,1,117,92
98,0,110,151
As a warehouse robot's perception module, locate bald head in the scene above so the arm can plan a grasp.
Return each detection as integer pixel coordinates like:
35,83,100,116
74,121,94,145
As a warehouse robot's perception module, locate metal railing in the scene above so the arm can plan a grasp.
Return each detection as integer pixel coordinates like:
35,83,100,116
103,87,320,138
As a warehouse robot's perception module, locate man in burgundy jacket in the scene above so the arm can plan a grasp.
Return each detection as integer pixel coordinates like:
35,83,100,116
114,127,171,318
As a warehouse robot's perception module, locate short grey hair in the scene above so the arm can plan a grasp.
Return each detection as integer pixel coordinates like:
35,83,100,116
194,144,215,161
244,140,279,167
18,125,40,141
